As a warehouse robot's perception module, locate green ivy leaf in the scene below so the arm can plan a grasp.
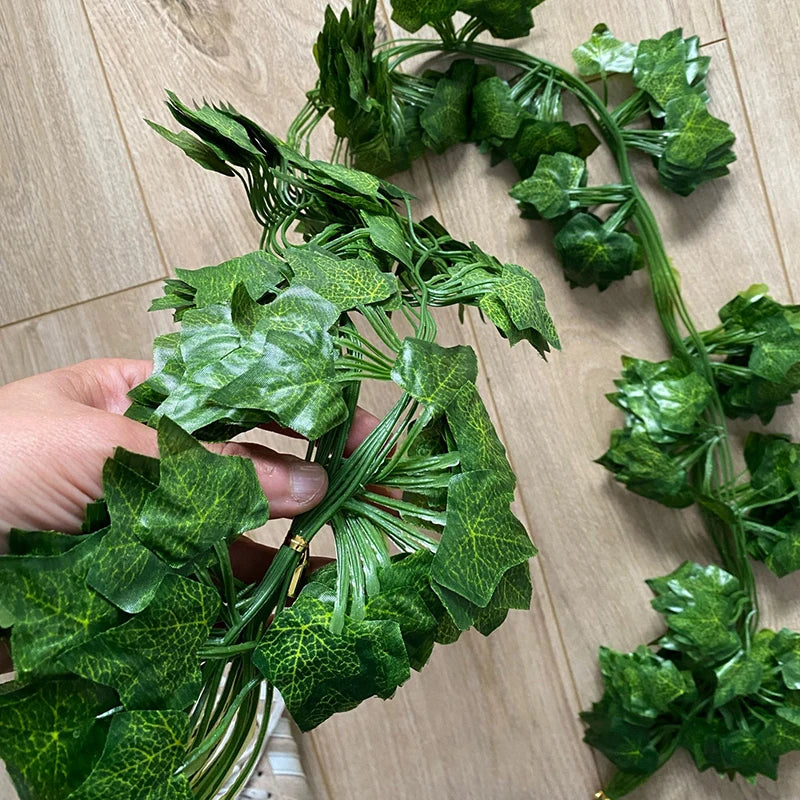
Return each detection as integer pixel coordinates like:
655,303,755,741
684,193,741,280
209,327,349,439
145,120,236,176
86,449,168,614
432,470,535,606
572,24,637,78
67,710,191,799
175,251,284,309
254,591,410,731
554,212,644,290
510,152,587,219
659,93,736,196
457,0,544,39
136,418,269,567
286,243,398,310
420,60,482,153
609,356,714,443
391,338,478,414
479,262,561,352
598,645,696,720
58,574,219,711
361,211,414,267
597,428,694,508
648,562,745,664
0,534,123,678
0,677,116,800
744,433,800,497
391,0,458,33
8,529,86,556
471,76,524,143
502,118,598,179
445,382,514,484
713,651,764,708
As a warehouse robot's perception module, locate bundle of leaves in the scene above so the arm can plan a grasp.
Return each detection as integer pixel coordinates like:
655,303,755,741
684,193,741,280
0,89,559,799
584,562,800,796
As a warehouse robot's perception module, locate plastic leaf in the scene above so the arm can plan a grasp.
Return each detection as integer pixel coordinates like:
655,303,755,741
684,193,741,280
67,710,191,800
253,591,410,731
457,0,545,39
432,470,536,607
391,0,458,33
648,562,744,664
0,677,116,800
420,60,480,153
509,152,587,219
391,338,478,413
554,212,644,290
471,76,524,143
136,419,269,567
572,24,637,78
0,534,123,678
58,574,220,711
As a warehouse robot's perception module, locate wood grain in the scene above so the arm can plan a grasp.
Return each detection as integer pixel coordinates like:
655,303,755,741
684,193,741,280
0,0,163,326
1,1,800,799
719,0,800,298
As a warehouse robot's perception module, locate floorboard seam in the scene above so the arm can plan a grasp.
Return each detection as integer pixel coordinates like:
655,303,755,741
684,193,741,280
0,278,166,333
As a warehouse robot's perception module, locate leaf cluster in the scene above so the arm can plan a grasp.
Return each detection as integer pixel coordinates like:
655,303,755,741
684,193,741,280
585,562,800,794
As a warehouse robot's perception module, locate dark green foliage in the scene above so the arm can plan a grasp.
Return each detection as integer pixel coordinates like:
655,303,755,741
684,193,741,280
585,563,800,789
554,212,644,290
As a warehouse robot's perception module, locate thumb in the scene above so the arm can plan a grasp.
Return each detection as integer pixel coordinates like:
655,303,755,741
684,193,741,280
109,416,328,518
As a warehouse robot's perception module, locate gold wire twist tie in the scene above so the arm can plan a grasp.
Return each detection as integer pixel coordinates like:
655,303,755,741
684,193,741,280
286,534,309,598
594,792,609,800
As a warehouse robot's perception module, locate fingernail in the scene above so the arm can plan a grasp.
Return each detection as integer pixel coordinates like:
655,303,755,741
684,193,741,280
289,462,327,505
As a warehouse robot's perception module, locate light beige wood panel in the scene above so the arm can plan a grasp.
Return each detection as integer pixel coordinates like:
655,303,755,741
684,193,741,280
79,0,345,270
720,0,800,297
0,766,13,800
0,0,163,326
0,282,173,385
417,34,800,798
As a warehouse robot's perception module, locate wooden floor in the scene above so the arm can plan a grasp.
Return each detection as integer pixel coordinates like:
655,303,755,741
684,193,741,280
2,1,799,797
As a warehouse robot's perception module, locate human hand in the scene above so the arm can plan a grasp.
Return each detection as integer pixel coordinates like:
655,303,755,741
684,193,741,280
0,358,377,550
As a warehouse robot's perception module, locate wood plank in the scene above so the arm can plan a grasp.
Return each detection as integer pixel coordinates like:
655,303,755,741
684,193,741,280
0,0,163,326
79,0,342,270
0,283,172,385
720,0,800,297
413,34,800,797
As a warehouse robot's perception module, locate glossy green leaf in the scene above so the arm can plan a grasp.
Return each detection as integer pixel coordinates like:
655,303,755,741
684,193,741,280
648,562,744,663
714,652,764,708
445,382,514,484
146,120,235,176
175,251,284,308
502,118,598,179
136,418,269,567
457,0,544,39
58,574,219,711
433,470,535,606
633,29,693,110
86,449,167,614
254,590,410,731
420,60,480,153
0,677,116,800
210,327,349,438
8,529,86,557
744,433,800,497
286,244,397,309
480,262,561,352
361,211,413,267
554,212,644,290
392,338,478,413
471,76,524,143
599,645,696,719
572,24,637,78
510,152,586,219
391,0,457,33
597,428,694,508
67,710,191,800
0,534,123,678
609,356,714,443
